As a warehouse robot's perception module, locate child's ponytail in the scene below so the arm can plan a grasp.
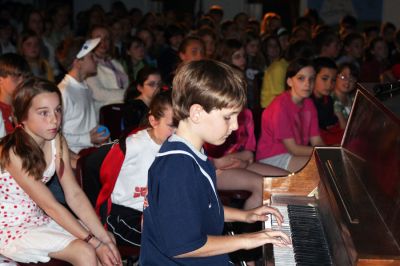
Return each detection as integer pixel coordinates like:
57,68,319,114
0,125,46,180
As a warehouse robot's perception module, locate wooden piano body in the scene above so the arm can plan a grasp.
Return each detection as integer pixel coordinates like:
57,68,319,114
263,86,400,266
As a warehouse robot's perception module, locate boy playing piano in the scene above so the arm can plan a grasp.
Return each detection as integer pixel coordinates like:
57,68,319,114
140,60,291,265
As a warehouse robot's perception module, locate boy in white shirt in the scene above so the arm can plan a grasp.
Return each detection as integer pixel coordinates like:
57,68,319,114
57,37,109,167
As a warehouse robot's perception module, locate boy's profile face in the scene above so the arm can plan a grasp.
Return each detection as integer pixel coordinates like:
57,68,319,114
314,67,337,97
0,72,24,98
80,52,97,76
198,106,241,146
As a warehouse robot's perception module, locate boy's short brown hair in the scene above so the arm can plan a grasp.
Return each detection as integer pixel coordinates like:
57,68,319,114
0,53,31,78
172,59,246,126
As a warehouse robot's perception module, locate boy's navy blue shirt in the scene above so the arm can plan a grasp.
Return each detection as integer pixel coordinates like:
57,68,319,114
140,134,231,265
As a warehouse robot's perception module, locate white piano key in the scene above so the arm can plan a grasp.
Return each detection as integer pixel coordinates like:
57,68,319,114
265,205,296,266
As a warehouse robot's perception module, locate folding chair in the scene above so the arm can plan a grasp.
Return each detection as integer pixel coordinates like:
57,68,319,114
99,103,125,141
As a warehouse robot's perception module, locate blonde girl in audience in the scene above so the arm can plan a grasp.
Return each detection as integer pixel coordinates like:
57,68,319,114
257,58,324,172
18,30,54,82
103,90,174,247
0,77,121,265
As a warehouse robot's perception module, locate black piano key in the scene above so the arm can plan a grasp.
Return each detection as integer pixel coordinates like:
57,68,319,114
287,205,333,266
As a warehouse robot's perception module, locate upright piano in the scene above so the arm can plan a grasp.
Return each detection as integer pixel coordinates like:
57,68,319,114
263,85,400,266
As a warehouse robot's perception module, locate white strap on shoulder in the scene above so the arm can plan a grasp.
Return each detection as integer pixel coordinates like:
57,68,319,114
157,150,220,213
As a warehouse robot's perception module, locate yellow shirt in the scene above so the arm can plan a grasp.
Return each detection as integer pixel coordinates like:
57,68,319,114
260,58,289,108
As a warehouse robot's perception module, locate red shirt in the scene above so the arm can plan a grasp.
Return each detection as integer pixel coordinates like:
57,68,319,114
256,91,320,160
0,101,14,134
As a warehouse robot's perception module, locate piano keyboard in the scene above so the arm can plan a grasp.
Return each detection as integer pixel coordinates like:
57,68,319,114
265,205,333,266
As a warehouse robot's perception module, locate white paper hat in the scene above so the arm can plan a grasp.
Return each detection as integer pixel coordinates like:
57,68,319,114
76,37,101,59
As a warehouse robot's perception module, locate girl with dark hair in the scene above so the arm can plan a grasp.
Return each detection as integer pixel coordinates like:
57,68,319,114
0,77,121,265
333,62,359,128
122,67,162,131
257,58,324,172
102,90,174,247
122,36,147,83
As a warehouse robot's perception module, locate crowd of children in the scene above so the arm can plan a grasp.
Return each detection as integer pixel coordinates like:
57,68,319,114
0,1,399,265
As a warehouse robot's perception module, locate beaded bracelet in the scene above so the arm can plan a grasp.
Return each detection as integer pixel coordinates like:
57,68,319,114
83,233,95,243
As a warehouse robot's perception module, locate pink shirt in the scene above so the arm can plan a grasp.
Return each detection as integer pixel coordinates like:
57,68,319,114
256,91,320,161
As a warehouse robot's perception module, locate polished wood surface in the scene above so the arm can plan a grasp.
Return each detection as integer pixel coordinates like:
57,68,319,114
263,150,320,205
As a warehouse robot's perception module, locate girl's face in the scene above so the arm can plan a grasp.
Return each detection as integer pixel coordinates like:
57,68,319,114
150,105,175,144
23,92,62,144
265,38,280,61
287,66,315,103
128,41,145,62
138,74,162,102
231,47,246,70
245,40,259,57
91,27,110,58
372,40,388,61
335,67,356,94
180,40,205,62
21,36,40,60
314,67,337,97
